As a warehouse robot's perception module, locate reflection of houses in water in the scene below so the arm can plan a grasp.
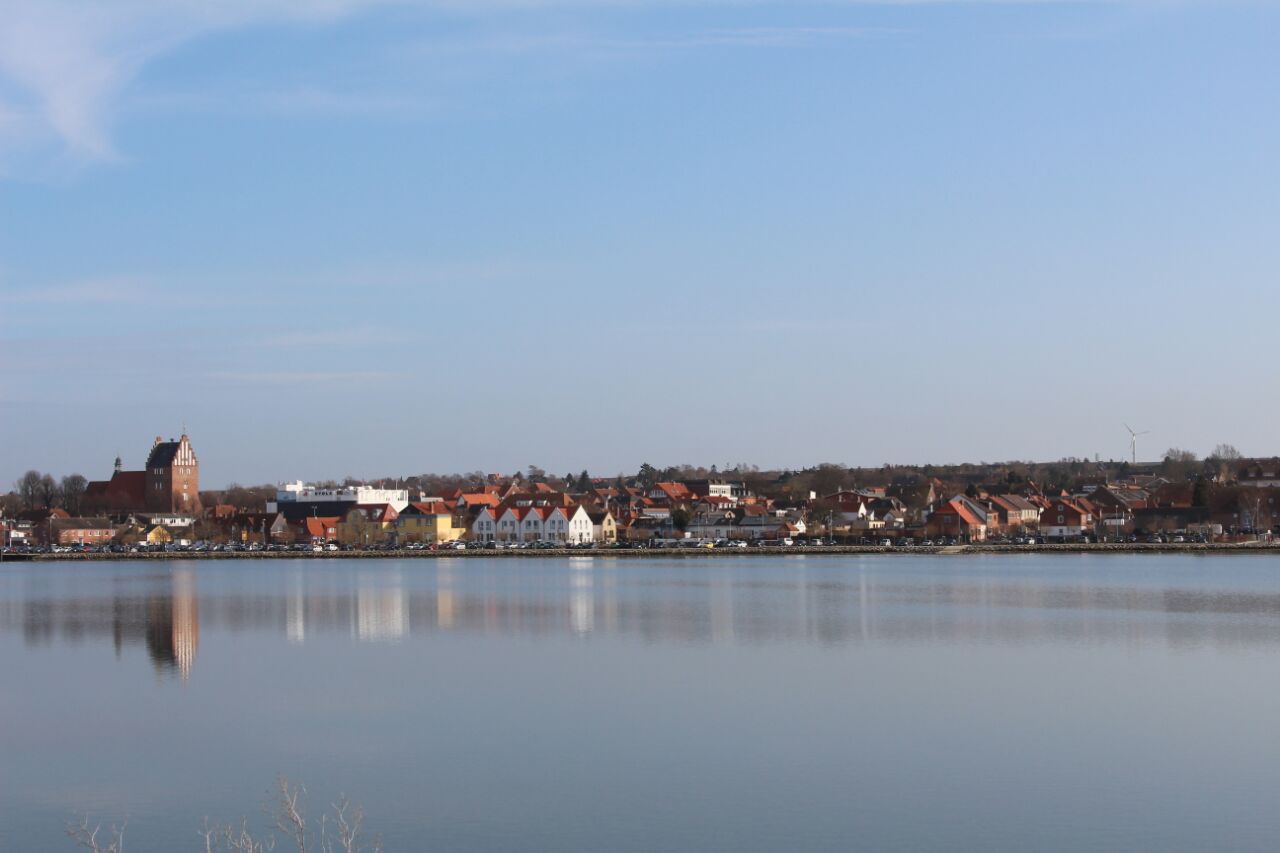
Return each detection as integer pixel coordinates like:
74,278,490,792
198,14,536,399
287,574,307,644
355,577,407,642
436,564,455,630
144,569,199,680
570,564,594,635
11,563,1280,653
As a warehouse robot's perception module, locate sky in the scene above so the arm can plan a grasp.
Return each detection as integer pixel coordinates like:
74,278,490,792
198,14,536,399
1,0,1278,489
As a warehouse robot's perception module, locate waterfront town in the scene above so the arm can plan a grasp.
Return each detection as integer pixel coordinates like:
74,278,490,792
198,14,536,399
3,430,1278,553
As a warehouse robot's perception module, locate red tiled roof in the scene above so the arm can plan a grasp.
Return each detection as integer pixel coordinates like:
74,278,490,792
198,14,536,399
458,493,501,508
934,500,983,526
654,482,692,498
304,517,340,538
410,501,453,515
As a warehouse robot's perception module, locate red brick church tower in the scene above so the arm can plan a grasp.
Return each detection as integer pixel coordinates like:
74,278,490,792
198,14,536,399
144,433,202,514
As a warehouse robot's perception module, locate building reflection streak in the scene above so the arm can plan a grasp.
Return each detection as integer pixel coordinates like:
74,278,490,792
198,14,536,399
602,567,619,635
570,562,594,636
859,570,870,642
287,571,306,644
354,570,407,643
710,572,734,645
436,563,455,631
137,568,199,681
170,568,198,681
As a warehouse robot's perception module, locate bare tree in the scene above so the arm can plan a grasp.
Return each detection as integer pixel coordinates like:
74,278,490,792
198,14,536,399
38,473,60,510
16,469,43,510
1209,443,1242,461
66,815,127,853
274,778,310,853
1161,448,1199,482
200,817,274,853
194,778,381,853
61,474,88,515
1205,444,1244,482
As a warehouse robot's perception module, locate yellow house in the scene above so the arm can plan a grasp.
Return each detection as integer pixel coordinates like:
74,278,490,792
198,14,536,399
337,505,398,547
397,502,465,545
145,524,172,545
588,509,618,544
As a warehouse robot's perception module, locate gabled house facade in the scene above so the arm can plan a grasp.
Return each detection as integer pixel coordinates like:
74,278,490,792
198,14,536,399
1040,498,1093,540
397,501,465,544
925,499,987,541
587,509,617,544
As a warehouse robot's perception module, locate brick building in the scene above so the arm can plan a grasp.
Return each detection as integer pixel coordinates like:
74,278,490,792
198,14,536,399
84,432,203,515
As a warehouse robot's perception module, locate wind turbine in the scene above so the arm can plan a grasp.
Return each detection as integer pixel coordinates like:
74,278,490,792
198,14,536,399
1124,424,1150,465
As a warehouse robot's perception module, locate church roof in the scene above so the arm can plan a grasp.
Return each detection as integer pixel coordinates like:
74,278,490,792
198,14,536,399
146,441,182,468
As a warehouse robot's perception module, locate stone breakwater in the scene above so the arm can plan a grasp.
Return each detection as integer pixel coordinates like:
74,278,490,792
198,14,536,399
13,542,1280,562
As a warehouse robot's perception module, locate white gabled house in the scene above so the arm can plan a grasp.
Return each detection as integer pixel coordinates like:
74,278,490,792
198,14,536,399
493,506,528,542
543,507,569,542
518,507,544,542
471,507,497,542
566,505,593,543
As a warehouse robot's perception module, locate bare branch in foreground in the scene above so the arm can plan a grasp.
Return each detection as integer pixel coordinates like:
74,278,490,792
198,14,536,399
66,815,127,853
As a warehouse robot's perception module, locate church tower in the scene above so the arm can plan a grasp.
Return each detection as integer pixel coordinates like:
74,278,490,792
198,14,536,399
144,433,202,514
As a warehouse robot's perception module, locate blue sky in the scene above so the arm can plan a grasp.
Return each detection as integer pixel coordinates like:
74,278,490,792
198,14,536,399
2,0,1278,488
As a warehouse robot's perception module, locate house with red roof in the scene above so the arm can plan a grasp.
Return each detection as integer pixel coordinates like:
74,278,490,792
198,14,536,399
456,492,502,511
299,516,341,543
1040,497,1094,540
649,482,693,503
925,499,988,542
397,501,465,544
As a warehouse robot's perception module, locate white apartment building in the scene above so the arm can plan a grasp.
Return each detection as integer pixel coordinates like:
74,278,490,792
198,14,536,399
268,481,410,513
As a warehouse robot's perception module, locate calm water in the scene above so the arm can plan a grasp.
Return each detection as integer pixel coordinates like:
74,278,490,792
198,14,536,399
4,554,1280,852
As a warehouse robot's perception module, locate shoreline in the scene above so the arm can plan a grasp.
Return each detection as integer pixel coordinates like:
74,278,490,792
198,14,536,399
7,542,1280,562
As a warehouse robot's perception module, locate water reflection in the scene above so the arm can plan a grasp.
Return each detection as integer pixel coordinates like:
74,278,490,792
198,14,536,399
6,558,1280,683
570,564,594,635
146,568,199,680
355,573,407,643
7,567,200,680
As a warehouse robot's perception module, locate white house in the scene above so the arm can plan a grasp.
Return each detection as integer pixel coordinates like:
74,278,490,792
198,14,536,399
688,511,744,541
566,505,594,543
471,507,497,542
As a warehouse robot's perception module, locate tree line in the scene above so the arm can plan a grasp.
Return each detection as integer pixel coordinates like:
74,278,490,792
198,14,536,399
6,443,1258,518
8,470,89,515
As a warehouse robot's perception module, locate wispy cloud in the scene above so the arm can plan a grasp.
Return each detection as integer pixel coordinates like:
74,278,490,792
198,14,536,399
0,275,245,311
614,25,901,50
409,23,898,58
0,0,392,163
0,277,153,305
255,325,411,351
206,370,401,385
0,0,1143,170
130,85,435,120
